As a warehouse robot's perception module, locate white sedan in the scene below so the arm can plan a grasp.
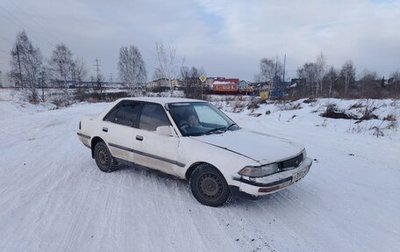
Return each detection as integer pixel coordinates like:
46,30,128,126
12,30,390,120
77,97,312,206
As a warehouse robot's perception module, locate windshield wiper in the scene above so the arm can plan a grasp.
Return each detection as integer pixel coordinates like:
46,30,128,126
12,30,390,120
206,126,226,135
226,123,238,131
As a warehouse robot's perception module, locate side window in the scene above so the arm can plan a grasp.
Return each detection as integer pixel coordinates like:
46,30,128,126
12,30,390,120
103,101,141,127
139,103,170,131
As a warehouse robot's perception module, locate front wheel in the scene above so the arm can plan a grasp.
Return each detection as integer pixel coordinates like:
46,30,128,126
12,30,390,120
190,164,231,207
94,142,115,172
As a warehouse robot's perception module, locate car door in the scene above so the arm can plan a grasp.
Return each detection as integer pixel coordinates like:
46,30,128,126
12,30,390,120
101,100,142,163
134,102,182,176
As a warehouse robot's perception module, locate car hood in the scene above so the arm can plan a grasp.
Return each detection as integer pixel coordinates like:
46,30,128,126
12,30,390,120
191,129,304,164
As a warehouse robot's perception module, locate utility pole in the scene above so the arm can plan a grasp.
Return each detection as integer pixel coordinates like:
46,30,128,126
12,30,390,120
283,54,286,83
94,59,102,94
109,73,113,88
16,43,23,89
94,58,101,81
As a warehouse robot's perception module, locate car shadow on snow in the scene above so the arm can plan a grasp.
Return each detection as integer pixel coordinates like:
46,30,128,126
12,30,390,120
107,163,300,209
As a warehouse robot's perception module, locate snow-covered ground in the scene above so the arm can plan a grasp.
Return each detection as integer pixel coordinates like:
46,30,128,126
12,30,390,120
0,94,399,251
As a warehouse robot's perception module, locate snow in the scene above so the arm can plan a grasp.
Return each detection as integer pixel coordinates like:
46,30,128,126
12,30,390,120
0,96,399,251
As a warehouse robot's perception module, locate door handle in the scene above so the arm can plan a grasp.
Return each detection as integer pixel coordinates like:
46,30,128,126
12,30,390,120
102,127,108,132
136,135,144,141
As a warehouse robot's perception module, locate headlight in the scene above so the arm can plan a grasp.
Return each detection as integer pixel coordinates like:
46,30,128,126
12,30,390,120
239,163,279,178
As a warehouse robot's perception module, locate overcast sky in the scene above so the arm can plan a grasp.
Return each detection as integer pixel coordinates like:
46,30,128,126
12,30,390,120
0,0,399,83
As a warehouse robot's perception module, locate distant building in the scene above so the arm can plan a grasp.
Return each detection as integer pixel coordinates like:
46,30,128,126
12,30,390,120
146,78,182,92
171,79,183,89
286,78,306,97
212,77,239,93
146,78,169,92
238,80,253,92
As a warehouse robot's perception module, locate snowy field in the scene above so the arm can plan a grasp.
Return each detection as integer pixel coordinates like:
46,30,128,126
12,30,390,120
0,93,399,251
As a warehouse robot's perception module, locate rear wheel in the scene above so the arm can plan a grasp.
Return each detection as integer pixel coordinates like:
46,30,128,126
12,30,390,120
94,142,115,172
190,164,231,207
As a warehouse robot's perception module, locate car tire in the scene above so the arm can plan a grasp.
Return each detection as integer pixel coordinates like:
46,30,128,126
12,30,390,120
190,164,231,207
94,141,115,173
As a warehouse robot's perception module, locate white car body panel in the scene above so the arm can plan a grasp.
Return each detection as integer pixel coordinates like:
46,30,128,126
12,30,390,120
102,122,136,162
177,137,259,178
193,129,304,164
133,128,182,177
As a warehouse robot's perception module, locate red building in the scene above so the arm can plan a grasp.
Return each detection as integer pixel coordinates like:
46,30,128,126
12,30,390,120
212,77,240,93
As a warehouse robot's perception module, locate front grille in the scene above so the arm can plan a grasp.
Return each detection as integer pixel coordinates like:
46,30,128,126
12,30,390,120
278,153,303,170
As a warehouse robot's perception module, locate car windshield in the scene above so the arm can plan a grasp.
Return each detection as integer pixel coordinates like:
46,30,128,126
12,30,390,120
167,102,240,136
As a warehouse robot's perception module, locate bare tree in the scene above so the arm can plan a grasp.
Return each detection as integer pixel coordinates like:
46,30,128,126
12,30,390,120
181,66,205,99
388,71,400,97
71,58,87,85
118,45,147,95
256,58,283,83
9,31,43,103
48,44,74,94
72,58,89,101
297,62,319,97
322,66,339,97
315,53,326,96
359,70,379,98
155,41,180,94
340,61,356,97
152,67,164,80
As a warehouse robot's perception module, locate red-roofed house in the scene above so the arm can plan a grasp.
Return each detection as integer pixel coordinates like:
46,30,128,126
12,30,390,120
212,77,239,93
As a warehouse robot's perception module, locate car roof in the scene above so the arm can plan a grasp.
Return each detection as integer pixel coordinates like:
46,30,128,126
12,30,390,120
116,97,207,105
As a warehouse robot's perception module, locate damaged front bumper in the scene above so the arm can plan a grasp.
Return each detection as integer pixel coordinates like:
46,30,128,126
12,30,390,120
231,158,312,197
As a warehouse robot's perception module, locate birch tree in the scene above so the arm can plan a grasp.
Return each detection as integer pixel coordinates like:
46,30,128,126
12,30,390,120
180,66,205,99
323,66,338,97
155,41,179,94
9,31,43,102
256,58,283,83
340,61,356,97
118,45,147,95
48,43,74,93
297,62,318,97
72,58,89,101
315,53,326,96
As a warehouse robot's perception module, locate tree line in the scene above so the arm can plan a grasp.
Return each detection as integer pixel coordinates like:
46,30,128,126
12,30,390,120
5,31,400,104
257,53,400,99
6,31,147,102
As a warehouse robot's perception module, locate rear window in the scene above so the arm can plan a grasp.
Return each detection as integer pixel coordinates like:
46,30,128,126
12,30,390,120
104,101,141,127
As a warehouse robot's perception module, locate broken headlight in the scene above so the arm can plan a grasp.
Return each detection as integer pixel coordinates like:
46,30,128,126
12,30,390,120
238,163,279,178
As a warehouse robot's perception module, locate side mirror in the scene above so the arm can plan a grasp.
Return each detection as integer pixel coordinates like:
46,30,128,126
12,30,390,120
156,125,175,137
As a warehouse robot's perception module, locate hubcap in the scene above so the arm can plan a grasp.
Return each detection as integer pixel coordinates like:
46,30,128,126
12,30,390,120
199,174,223,198
98,149,109,165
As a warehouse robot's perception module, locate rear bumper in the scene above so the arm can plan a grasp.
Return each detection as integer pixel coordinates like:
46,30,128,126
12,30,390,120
231,158,312,196
77,132,91,148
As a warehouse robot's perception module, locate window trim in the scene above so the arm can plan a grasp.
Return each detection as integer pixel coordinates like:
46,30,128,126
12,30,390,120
102,100,143,128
